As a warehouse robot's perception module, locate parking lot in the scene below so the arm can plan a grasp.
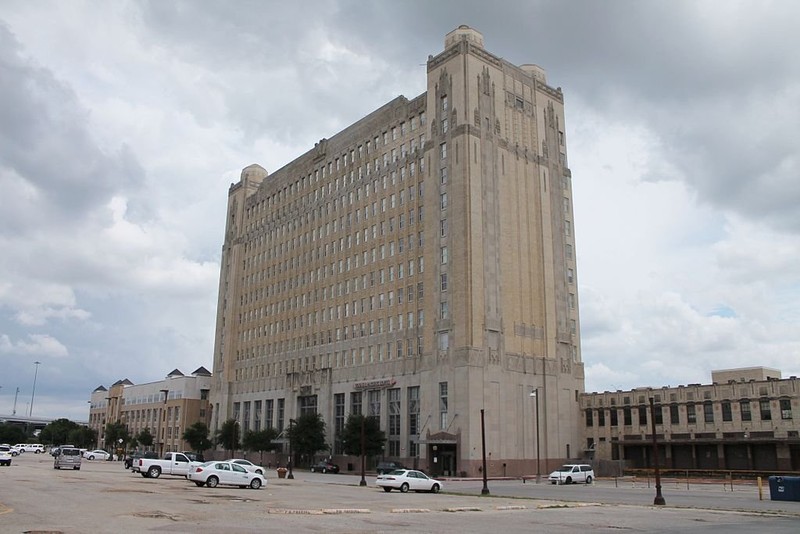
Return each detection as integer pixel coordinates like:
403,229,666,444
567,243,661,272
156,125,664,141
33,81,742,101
1,452,799,533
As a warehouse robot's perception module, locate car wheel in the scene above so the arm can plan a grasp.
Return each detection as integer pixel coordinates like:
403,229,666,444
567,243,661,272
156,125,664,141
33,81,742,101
400,482,409,493
431,484,440,493
310,467,315,473
74,467,80,470
89,455,95,460
383,487,392,492
141,473,148,477
194,481,204,487
250,478,262,489
147,466,161,479
565,476,572,485
586,475,593,484
206,476,219,488
322,468,327,474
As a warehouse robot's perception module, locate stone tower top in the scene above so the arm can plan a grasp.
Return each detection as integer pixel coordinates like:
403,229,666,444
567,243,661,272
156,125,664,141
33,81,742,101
445,25,484,49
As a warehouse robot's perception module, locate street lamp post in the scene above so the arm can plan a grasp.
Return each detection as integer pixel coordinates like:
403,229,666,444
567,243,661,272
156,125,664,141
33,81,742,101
287,419,295,479
649,397,666,505
159,389,169,456
29,361,41,417
480,409,489,495
359,416,367,487
530,389,541,483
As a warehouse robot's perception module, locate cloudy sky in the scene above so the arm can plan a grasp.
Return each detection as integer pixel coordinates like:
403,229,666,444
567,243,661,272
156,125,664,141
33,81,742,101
1,1,798,421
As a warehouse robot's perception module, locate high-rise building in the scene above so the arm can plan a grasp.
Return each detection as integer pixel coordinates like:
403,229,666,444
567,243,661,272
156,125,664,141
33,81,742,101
211,26,583,477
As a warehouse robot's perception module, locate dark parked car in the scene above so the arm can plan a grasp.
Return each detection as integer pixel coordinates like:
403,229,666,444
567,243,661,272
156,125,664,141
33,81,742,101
376,461,406,475
310,460,339,474
124,451,158,469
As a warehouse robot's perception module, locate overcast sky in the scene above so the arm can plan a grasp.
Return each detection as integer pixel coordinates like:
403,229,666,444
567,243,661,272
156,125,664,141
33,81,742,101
1,1,798,421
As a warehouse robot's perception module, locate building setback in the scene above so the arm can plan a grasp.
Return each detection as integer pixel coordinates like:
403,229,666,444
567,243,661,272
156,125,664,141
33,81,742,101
210,26,584,477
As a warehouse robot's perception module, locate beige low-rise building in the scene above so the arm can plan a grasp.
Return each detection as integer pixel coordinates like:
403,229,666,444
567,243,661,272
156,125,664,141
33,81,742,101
582,367,800,473
88,367,213,454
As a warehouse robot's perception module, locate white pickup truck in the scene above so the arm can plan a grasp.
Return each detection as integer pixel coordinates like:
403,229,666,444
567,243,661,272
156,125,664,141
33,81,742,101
136,452,200,479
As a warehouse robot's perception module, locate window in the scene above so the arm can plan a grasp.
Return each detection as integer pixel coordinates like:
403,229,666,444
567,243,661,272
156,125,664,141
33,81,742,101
703,402,714,423
610,408,618,426
439,382,448,429
334,393,345,454
638,406,647,425
598,409,605,427
440,273,448,291
654,405,663,425
441,94,448,112
740,400,752,421
687,404,696,424
277,398,285,433
760,399,772,421
440,246,448,264
623,407,632,425
585,409,593,427
567,268,574,283
780,399,792,420
440,167,448,184
408,386,420,457
440,192,448,209
440,142,447,159
440,301,449,319
368,390,381,425
440,219,448,237
722,401,732,422
670,404,679,425
350,391,363,415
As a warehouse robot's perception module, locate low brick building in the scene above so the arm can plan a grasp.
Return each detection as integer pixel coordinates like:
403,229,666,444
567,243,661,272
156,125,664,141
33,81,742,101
581,367,800,473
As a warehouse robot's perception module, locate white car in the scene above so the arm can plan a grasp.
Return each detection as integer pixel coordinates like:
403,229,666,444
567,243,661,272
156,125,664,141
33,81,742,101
229,459,265,475
187,461,267,489
548,464,595,485
16,444,45,453
376,469,443,493
83,449,112,460
0,449,11,466
0,445,21,457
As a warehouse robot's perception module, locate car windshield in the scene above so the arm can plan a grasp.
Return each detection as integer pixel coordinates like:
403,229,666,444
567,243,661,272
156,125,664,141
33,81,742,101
555,466,574,472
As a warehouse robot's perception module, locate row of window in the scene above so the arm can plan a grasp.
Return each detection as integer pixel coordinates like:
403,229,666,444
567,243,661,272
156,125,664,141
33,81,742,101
230,383,442,458
586,399,793,427
234,337,426,380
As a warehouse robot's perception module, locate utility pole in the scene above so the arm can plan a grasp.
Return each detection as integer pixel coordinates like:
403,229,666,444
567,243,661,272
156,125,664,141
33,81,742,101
13,387,20,415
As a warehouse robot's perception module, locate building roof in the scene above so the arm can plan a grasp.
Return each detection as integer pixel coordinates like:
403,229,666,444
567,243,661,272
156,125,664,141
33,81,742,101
192,366,211,376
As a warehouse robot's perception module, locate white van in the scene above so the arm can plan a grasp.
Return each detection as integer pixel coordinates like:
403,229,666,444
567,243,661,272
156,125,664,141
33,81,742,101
53,447,82,470
548,464,594,484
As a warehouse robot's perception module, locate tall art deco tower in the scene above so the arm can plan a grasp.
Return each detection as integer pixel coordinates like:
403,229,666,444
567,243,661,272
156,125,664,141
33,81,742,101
210,26,584,477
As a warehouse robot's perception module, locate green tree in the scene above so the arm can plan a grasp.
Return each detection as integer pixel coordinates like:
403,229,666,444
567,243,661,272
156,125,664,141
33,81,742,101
340,414,385,457
104,421,130,460
0,423,27,445
39,418,81,445
182,422,213,454
215,419,240,457
242,427,279,465
286,413,327,466
67,426,98,449
136,428,154,450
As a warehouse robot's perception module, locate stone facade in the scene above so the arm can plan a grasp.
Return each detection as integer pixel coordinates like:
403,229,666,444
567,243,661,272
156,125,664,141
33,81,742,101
582,368,800,473
210,26,584,478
